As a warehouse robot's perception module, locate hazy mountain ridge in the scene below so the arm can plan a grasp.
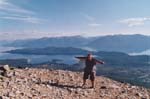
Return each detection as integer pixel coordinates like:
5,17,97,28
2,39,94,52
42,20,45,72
3,34,150,53
4,36,95,48
88,34,150,53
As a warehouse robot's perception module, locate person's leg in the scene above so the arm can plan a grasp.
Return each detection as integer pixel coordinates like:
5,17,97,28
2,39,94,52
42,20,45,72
82,72,88,86
91,80,94,88
83,79,86,86
90,72,95,88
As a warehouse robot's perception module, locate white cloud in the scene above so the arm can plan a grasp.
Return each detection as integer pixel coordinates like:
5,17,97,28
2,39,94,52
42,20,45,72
119,17,150,27
0,16,42,23
82,13,102,27
0,0,42,24
0,0,6,4
84,14,95,21
0,0,33,14
88,23,101,27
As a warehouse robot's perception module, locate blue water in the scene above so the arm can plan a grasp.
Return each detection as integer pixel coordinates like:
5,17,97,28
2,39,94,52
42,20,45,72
0,46,78,64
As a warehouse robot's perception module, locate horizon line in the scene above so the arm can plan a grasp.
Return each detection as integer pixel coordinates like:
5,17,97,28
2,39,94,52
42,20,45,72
2,33,150,41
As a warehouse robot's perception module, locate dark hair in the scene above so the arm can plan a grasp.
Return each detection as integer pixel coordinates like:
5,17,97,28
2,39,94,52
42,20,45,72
87,53,92,57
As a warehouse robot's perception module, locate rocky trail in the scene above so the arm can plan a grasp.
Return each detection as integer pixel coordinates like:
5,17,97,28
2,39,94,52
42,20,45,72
0,65,150,99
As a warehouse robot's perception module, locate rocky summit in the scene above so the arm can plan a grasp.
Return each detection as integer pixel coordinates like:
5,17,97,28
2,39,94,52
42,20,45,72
0,65,150,99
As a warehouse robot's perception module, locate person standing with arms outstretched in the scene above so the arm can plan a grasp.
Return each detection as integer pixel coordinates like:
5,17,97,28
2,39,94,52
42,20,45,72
76,53,104,88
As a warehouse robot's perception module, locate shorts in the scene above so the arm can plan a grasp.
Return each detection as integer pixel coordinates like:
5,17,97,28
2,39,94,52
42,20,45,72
83,71,95,81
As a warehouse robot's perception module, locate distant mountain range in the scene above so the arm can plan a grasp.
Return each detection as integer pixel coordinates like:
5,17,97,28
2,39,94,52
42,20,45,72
87,34,150,53
3,34,150,53
4,36,95,48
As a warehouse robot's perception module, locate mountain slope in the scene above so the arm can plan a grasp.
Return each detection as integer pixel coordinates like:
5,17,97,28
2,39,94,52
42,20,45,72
0,67,150,99
4,36,94,48
87,34,150,53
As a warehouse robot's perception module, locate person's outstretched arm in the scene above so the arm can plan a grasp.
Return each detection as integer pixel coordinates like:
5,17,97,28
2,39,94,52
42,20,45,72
95,59,104,64
75,56,86,61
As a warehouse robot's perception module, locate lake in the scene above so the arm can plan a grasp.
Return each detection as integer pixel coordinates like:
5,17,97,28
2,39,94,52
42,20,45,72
0,46,78,64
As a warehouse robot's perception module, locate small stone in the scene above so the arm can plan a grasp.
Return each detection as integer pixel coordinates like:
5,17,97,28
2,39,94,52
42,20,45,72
2,96,9,99
9,92,15,97
83,91,88,96
141,98,147,99
121,90,127,94
135,93,143,97
101,86,107,89
46,84,52,89
6,71,14,77
3,65,10,71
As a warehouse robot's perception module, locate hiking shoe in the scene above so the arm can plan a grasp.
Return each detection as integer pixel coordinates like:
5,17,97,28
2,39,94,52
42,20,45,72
90,86,94,89
82,84,86,88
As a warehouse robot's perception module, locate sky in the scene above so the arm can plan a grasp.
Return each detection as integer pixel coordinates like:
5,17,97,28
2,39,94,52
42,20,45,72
0,0,150,40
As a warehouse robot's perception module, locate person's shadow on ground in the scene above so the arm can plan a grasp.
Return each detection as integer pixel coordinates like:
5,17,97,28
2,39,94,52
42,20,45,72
40,81,83,89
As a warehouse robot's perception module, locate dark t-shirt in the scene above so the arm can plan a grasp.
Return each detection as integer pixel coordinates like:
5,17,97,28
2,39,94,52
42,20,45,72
84,58,96,73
